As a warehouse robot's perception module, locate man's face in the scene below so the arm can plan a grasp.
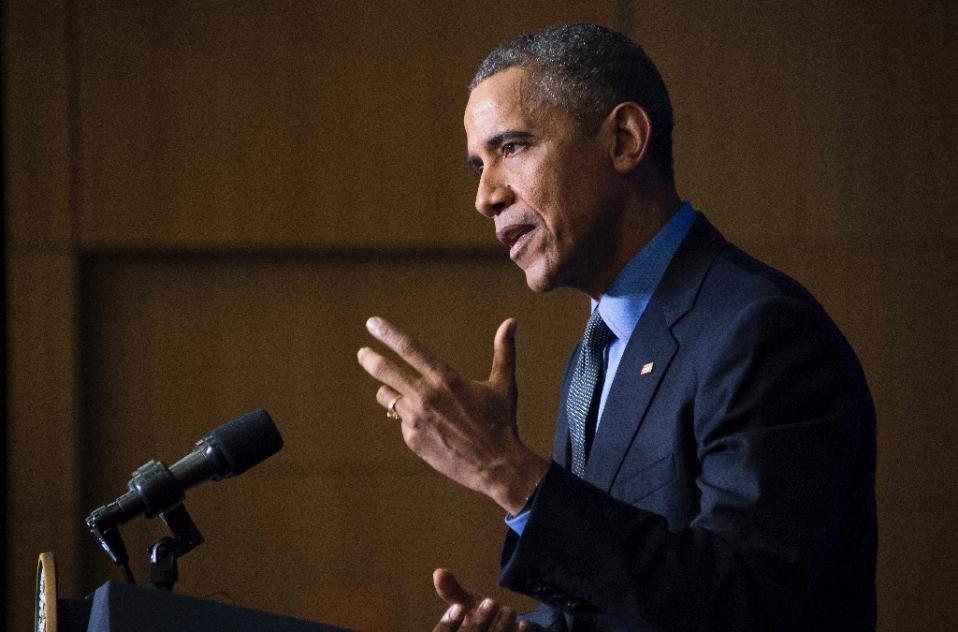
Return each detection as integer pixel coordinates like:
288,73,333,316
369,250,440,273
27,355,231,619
464,67,620,294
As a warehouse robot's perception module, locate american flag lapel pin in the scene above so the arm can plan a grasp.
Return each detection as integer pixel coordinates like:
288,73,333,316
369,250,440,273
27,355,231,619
640,361,654,376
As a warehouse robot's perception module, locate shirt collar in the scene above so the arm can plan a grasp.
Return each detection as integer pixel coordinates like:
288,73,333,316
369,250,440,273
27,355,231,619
591,202,697,344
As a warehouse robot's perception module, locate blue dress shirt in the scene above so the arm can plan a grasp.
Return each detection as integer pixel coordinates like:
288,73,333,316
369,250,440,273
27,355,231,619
506,202,697,534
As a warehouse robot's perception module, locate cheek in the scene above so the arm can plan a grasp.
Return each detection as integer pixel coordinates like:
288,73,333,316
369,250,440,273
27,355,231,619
539,180,593,250
525,165,570,236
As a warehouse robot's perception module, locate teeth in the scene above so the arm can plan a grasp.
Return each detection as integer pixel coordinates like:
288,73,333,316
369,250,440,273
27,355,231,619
509,226,535,259
506,226,530,246
496,221,536,249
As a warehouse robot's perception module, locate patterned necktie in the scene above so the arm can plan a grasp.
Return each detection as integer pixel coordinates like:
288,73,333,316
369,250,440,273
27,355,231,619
567,309,616,478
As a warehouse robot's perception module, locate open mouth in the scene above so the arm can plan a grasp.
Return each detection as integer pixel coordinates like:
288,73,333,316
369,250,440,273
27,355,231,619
496,223,536,261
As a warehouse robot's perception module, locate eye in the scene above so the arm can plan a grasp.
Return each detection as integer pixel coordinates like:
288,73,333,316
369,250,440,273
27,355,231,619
502,142,518,156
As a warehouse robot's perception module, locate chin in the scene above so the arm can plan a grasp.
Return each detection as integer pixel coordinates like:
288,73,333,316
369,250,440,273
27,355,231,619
522,255,587,295
522,267,557,294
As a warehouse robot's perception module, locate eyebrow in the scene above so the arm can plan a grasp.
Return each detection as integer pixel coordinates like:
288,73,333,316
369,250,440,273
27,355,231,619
486,129,534,150
465,130,535,173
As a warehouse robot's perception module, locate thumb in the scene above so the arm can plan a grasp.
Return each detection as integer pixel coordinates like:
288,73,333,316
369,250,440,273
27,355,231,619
489,318,518,385
433,568,479,610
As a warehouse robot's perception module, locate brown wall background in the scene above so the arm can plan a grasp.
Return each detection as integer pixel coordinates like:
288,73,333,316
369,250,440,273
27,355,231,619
4,1,956,630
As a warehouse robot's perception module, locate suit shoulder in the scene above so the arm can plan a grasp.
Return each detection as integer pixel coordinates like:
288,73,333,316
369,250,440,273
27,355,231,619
663,213,826,323
679,236,865,375
702,240,821,311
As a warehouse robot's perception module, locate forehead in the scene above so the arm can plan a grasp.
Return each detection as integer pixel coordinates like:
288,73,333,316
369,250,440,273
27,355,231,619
464,68,538,143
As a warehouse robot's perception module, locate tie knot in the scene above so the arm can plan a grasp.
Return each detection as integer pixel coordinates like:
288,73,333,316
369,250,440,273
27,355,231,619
583,309,615,354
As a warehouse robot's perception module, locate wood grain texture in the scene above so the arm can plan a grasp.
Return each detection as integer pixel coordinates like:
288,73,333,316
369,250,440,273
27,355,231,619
73,0,618,249
5,254,83,632
3,0,74,250
3,1,83,630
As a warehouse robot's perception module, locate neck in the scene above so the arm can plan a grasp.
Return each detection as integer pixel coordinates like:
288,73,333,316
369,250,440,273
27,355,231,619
582,181,682,300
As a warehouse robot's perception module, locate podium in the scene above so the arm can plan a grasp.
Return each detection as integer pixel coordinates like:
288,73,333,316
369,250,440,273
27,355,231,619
36,554,353,632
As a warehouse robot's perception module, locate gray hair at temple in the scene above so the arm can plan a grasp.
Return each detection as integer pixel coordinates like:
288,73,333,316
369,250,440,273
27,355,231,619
470,23,674,181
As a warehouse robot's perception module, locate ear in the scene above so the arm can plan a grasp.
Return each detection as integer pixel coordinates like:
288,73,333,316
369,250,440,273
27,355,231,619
605,102,652,175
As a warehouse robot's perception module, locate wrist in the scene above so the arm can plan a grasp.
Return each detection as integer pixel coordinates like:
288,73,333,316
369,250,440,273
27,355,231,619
487,450,549,516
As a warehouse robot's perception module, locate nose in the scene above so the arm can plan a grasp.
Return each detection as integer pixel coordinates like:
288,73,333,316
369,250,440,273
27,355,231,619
475,167,514,218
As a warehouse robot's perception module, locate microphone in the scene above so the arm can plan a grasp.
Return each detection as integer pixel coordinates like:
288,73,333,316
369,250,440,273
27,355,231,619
85,409,283,536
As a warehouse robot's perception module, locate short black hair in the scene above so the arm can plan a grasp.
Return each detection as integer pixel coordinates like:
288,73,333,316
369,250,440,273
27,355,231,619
470,23,674,180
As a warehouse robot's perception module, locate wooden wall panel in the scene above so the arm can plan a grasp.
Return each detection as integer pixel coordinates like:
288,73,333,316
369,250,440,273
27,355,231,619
5,254,84,627
632,0,957,248
77,256,584,629
3,0,82,629
3,0,73,249
74,0,619,250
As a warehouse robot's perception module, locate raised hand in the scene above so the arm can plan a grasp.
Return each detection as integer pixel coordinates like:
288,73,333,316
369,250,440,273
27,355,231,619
357,317,547,515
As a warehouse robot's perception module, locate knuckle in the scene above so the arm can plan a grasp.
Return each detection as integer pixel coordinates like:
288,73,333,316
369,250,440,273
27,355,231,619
369,355,387,375
419,390,441,412
396,336,418,357
404,430,421,452
406,390,425,409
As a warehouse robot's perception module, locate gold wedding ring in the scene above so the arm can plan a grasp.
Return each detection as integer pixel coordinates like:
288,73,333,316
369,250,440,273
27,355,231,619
386,395,404,421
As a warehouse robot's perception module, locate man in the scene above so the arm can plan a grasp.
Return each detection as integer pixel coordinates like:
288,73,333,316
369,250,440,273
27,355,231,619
357,23,876,631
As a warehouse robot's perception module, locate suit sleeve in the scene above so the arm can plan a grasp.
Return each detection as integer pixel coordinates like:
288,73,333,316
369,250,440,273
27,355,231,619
500,295,874,631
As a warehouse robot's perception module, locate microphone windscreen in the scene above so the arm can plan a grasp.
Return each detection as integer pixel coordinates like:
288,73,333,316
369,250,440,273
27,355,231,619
204,409,283,476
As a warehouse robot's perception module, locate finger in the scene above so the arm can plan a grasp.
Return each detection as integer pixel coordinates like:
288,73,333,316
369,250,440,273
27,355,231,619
357,346,417,394
489,318,517,385
375,384,404,413
433,568,478,610
366,316,452,379
469,598,500,629
491,606,517,631
432,603,465,632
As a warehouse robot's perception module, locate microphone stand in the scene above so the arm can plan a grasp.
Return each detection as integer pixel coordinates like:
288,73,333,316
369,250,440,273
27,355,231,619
86,460,205,590
149,503,204,590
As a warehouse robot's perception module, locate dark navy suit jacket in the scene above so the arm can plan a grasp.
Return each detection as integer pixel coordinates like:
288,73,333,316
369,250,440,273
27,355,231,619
499,214,877,631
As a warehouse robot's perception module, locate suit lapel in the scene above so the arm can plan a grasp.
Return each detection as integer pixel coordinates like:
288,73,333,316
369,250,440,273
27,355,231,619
582,213,725,490
552,344,578,468
583,306,675,488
